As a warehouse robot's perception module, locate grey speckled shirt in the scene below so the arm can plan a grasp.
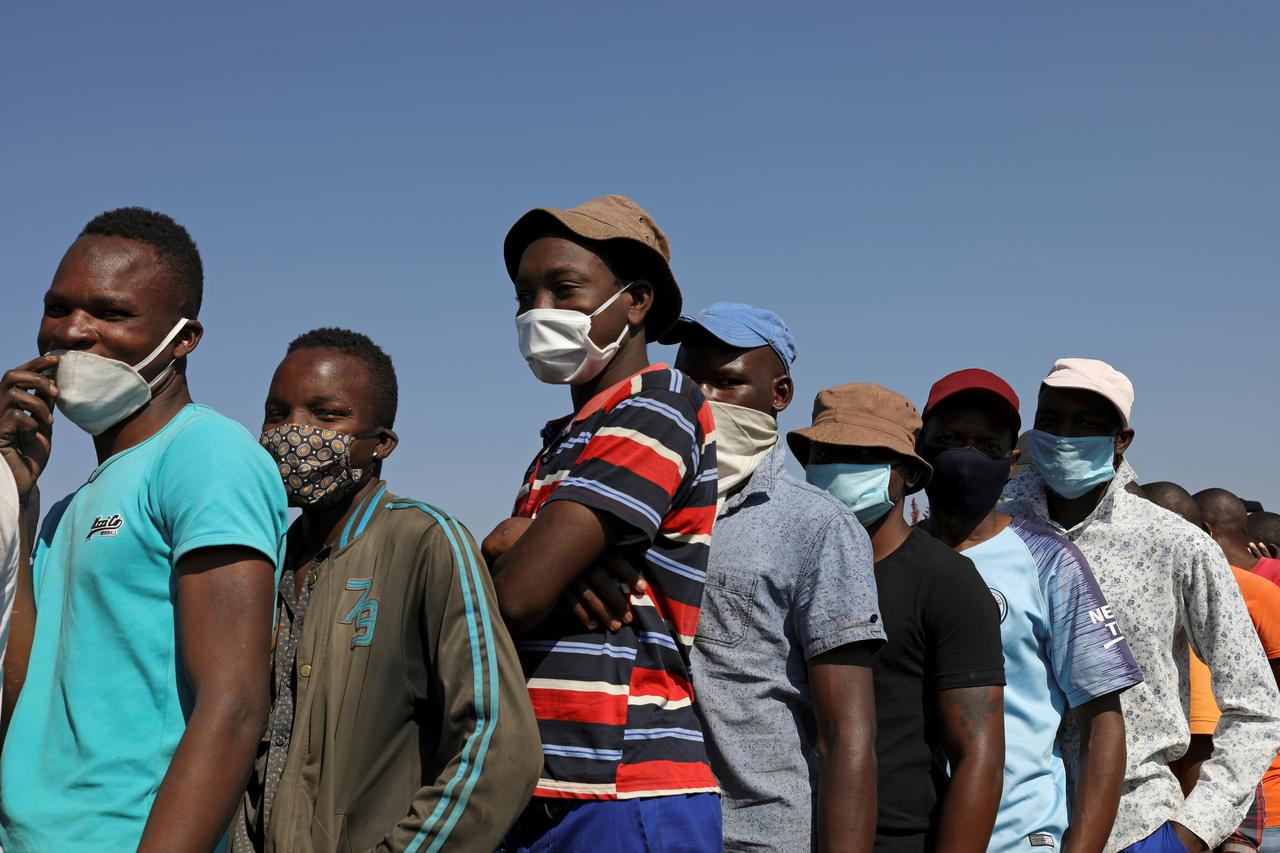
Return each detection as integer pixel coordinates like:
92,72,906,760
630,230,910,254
1003,460,1280,850
690,443,885,852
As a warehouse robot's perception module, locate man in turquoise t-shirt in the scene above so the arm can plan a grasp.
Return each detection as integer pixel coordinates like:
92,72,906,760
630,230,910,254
0,208,287,852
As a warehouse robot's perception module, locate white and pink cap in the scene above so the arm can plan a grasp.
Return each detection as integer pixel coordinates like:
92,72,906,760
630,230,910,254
1041,358,1134,428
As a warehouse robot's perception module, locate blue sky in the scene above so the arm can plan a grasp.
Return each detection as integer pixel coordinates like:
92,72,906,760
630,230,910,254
4,3,1277,535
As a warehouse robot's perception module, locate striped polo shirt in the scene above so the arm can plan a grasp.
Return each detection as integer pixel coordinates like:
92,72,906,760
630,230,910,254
513,364,719,801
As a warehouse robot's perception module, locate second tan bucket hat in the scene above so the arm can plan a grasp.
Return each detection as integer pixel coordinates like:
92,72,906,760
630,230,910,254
503,194,682,337
787,382,933,491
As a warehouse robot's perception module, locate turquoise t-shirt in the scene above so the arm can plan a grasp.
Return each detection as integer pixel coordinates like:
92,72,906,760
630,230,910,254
0,404,287,852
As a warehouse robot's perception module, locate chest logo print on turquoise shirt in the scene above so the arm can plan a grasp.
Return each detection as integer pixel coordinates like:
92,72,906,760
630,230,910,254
85,514,124,540
339,578,379,647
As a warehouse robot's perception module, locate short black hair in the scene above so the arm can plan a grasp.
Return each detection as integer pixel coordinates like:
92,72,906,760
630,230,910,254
1248,511,1280,547
81,207,204,318
287,327,398,428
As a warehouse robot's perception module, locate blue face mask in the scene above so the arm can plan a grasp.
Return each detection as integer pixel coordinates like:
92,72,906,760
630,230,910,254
1028,429,1117,499
806,462,896,525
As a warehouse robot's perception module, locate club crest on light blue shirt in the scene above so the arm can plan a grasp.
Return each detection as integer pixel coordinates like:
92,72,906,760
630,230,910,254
989,587,1009,623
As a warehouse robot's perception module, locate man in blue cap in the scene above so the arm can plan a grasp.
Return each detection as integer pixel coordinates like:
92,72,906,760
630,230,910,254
661,303,886,852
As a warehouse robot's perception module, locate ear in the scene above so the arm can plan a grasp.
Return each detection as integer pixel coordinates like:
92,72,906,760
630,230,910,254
901,462,926,494
1008,447,1022,480
624,280,654,328
373,428,400,463
772,374,794,414
172,319,204,359
1115,427,1135,458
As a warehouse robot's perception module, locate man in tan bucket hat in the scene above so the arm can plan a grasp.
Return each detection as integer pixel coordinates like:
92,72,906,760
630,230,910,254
790,383,1008,850
483,195,722,851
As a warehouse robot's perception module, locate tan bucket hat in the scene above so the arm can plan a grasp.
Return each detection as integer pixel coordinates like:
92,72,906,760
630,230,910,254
503,194,682,337
787,382,933,491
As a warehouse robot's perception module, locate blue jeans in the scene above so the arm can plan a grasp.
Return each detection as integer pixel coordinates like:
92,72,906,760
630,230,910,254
503,794,722,853
1260,824,1280,853
1121,822,1189,852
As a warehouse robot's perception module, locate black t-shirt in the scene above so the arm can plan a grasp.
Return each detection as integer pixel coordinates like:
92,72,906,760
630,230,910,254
871,528,1005,851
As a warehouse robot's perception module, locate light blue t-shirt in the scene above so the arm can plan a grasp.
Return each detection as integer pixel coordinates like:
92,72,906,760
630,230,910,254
962,517,1142,852
0,405,287,852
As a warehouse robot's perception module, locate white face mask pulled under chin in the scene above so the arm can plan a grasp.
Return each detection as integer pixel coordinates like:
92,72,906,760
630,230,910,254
50,317,190,435
709,400,778,502
515,284,631,385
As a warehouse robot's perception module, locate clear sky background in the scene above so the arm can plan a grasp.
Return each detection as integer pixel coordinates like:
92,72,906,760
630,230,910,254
4,3,1277,535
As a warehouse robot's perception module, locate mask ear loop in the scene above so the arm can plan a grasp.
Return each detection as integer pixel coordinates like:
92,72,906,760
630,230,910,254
591,282,635,356
135,317,191,390
588,281,633,319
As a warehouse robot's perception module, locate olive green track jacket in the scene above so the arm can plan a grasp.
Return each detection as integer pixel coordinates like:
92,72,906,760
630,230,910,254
239,485,541,852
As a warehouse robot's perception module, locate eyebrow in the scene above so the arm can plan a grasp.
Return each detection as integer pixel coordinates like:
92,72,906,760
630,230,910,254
519,265,588,284
304,395,352,407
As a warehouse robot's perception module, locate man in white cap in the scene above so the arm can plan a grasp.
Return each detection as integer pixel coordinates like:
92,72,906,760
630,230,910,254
1002,358,1280,852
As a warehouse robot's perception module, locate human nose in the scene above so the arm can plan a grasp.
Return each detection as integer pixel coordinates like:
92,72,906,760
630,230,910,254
44,310,97,352
532,290,559,311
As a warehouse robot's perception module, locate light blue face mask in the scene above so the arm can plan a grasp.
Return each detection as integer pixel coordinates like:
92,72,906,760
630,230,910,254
1028,429,1117,499
805,462,896,525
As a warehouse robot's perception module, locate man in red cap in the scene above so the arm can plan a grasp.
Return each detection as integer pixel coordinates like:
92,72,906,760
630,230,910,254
482,195,721,851
918,368,1143,852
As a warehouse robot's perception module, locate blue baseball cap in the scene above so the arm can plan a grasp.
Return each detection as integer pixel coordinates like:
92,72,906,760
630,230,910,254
659,301,797,373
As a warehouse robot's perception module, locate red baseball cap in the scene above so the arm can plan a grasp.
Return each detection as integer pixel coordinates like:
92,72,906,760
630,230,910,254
923,368,1021,431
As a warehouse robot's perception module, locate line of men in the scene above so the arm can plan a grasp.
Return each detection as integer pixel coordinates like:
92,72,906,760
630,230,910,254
0,197,1277,853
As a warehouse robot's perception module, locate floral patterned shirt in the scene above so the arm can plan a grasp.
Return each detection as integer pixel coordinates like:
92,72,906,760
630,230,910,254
1003,459,1280,850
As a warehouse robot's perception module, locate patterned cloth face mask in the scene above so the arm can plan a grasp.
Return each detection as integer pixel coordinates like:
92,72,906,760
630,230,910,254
260,423,381,508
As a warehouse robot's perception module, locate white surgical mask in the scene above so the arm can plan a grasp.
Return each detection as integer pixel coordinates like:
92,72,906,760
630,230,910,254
709,400,777,503
515,284,631,385
51,317,190,435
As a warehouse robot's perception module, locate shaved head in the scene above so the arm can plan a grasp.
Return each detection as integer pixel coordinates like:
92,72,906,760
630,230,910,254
1141,481,1202,527
1194,488,1248,537
1194,487,1259,566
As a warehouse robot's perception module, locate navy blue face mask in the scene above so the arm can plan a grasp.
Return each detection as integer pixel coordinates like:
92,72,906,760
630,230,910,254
921,445,1013,518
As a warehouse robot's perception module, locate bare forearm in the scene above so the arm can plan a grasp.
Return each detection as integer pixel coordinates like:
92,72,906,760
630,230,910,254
491,503,615,636
817,734,877,853
137,694,267,852
934,754,1003,852
1063,708,1126,853
492,566,560,636
1,500,36,739
935,685,1005,851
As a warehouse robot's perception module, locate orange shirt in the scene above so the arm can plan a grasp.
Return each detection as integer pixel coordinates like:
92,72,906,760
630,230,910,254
1189,565,1280,824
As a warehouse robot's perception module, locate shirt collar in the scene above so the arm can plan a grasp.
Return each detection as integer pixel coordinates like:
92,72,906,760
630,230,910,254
540,364,672,442
1004,458,1139,534
722,441,787,511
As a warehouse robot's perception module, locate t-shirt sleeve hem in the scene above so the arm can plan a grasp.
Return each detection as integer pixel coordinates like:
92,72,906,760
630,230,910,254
542,485,659,543
172,532,280,568
932,667,1007,690
804,624,886,660
1188,715,1218,736
1064,671,1144,709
